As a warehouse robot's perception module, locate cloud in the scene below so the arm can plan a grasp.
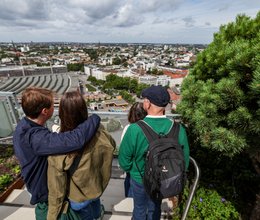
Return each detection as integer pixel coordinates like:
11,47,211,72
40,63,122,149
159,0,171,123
0,0,259,43
0,0,49,21
67,0,121,20
108,3,144,27
218,4,230,12
182,16,196,27
138,0,181,13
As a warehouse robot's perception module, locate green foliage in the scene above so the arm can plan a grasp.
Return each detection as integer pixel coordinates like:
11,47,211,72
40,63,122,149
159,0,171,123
147,68,164,75
105,74,129,90
119,90,135,104
178,11,260,157
123,61,128,67
189,147,259,219
0,51,8,59
136,83,150,97
67,63,84,72
11,165,21,175
1,146,14,158
85,84,96,92
173,187,240,220
103,74,139,93
88,76,105,87
0,174,13,191
88,74,148,101
84,48,98,61
129,79,138,93
112,56,122,65
151,68,158,75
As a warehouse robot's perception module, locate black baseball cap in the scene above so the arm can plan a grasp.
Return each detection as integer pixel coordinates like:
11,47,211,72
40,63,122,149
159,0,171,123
141,85,170,107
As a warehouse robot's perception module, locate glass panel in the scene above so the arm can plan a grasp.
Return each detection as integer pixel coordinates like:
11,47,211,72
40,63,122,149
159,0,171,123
46,110,180,150
0,100,14,137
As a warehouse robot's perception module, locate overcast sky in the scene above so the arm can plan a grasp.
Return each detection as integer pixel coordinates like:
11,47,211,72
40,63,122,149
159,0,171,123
0,0,259,44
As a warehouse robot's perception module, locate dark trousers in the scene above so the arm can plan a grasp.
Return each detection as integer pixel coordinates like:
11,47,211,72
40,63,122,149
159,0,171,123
130,178,161,220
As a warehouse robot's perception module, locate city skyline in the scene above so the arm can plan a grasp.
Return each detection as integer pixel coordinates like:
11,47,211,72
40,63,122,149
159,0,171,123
0,0,259,44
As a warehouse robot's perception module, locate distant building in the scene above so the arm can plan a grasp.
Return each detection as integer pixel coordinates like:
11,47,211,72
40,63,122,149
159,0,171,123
156,75,170,87
84,65,113,80
104,98,128,107
20,45,30,52
0,65,67,77
138,75,157,85
162,69,188,87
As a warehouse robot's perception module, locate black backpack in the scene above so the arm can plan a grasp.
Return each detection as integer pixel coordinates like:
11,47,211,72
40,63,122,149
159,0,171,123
136,120,186,201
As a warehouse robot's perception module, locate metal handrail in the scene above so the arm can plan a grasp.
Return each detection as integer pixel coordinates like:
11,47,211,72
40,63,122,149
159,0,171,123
181,156,200,220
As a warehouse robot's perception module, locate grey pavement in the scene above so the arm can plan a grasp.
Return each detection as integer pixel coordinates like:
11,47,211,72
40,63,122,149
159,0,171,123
0,159,174,220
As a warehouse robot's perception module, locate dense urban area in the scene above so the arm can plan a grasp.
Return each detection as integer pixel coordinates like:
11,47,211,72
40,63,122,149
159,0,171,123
0,42,205,112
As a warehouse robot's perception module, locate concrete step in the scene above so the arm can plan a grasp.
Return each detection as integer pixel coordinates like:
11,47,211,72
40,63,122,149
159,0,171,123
4,189,32,206
101,178,126,212
0,204,35,220
103,214,132,220
1,188,35,220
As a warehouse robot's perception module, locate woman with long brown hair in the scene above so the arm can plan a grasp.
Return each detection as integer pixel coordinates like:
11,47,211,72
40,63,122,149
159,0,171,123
47,91,116,220
120,102,147,198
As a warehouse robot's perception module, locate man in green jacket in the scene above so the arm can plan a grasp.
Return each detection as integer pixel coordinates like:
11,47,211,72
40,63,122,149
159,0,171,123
119,85,189,220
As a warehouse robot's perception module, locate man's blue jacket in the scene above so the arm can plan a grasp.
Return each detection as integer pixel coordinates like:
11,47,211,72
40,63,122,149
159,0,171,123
13,114,100,205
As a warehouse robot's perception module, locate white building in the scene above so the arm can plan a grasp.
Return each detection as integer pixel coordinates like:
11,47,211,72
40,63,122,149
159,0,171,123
168,78,184,88
117,69,136,78
175,61,190,68
98,57,113,66
139,75,157,85
84,66,111,80
1,58,13,64
145,62,156,71
20,45,30,52
156,75,170,87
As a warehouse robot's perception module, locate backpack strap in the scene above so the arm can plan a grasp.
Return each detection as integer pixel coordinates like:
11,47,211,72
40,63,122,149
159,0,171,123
68,151,83,177
137,120,180,142
136,120,160,143
167,121,180,140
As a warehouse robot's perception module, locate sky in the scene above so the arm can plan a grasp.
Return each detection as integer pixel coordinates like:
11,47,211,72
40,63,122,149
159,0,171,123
0,0,259,44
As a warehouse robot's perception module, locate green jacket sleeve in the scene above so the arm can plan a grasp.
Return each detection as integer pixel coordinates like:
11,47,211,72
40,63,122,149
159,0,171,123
118,126,134,172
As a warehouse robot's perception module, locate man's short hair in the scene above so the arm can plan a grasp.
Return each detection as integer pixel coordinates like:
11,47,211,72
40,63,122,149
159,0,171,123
21,87,53,119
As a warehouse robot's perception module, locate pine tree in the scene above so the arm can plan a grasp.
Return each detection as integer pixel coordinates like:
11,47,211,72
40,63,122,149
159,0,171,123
178,12,260,158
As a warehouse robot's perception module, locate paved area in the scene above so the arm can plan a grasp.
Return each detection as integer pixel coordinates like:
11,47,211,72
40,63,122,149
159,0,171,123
0,159,174,219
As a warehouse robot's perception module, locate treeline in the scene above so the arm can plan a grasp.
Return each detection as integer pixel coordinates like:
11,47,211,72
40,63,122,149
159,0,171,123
67,63,84,72
88,74,150,103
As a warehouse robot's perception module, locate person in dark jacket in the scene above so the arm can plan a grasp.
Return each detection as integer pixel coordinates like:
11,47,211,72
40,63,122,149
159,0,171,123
13,87,100,218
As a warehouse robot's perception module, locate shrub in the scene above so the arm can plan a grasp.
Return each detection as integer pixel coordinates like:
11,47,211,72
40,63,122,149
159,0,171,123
0,174,13,191
173,186,240,220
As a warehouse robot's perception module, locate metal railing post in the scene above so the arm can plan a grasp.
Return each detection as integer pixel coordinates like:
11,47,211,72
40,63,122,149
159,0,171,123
181,156,200,220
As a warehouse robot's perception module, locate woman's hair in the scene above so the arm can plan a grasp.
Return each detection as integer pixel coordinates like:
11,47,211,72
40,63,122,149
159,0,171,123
21,87,53,119
128,102,147,123
59,91,88,132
